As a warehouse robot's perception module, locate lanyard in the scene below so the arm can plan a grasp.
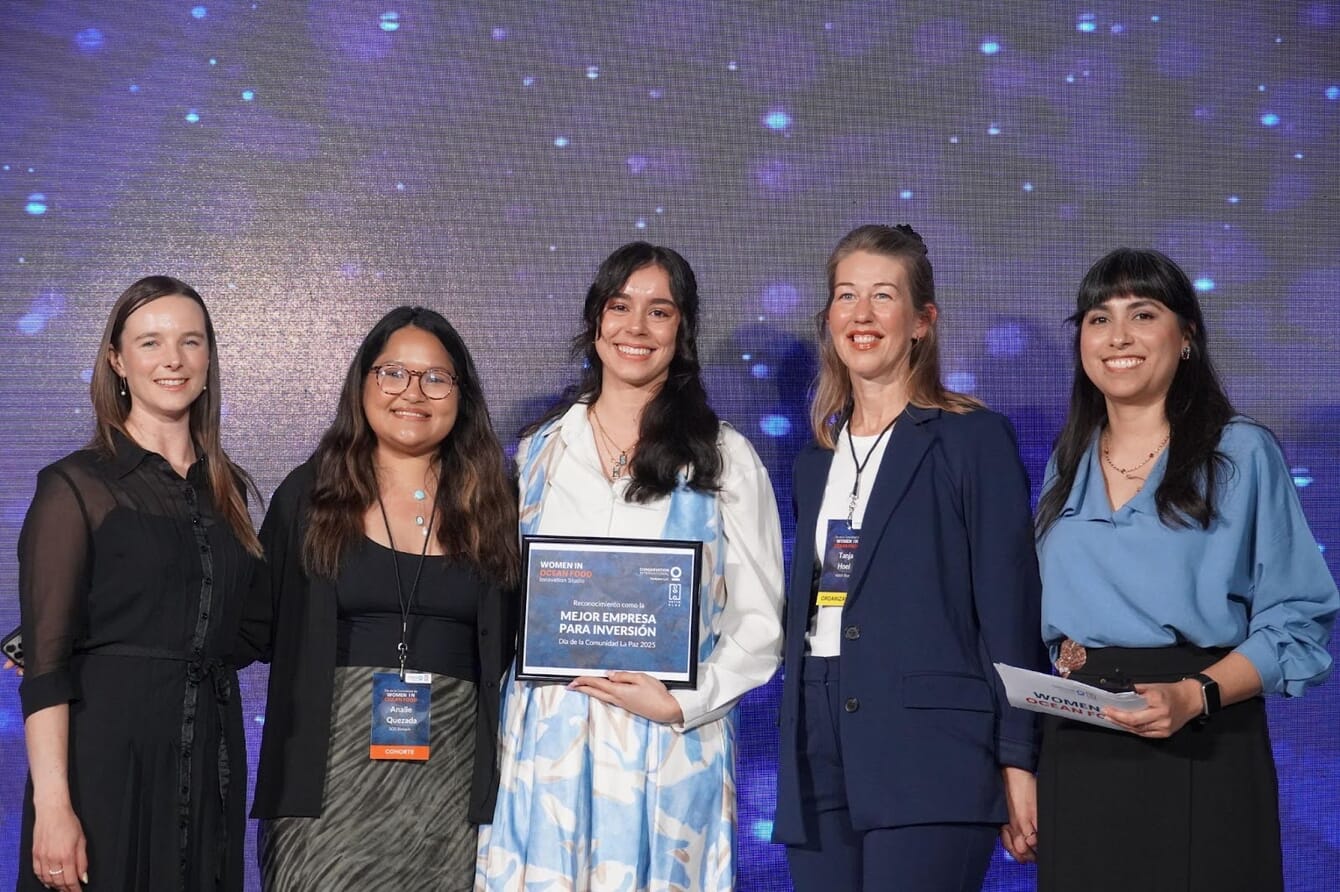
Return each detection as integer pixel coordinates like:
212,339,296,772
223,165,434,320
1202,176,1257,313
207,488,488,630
375,492,435,681
846,417,897,524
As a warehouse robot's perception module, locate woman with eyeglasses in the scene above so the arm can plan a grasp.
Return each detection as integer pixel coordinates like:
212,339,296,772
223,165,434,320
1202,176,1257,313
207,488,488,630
476,242,785,890
16,276,261,891
245,306,517,890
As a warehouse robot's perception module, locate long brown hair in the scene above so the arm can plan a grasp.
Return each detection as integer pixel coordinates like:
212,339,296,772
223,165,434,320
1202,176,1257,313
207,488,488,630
90,275,262,556
809,224,981,448
304,307,519,586
522,242,721,501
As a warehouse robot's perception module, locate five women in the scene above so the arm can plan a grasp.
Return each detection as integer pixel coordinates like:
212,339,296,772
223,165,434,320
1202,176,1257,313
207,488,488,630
1034,248,1338,891
771,225,1049,891
17,276,261,890
12,241,1336,892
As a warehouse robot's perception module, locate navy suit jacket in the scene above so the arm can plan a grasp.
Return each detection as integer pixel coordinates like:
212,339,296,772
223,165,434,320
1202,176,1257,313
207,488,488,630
773,405,1048,845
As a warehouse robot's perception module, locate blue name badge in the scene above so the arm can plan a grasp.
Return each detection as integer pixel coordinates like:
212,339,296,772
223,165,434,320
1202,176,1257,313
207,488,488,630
816,519,860,608
369,671,431,761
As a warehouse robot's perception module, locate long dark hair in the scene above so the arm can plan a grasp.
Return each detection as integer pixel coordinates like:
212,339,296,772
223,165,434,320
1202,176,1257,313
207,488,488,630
91,275,261,556
525,242,721,501
1035,248,1235,535
810,224,981,447
304,307,519,586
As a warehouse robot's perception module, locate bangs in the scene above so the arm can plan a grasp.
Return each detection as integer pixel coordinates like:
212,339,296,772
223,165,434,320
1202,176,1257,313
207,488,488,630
1070,248,1194,324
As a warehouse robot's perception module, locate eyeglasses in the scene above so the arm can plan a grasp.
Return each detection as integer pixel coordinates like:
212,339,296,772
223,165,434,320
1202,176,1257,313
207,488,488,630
370,364,457,400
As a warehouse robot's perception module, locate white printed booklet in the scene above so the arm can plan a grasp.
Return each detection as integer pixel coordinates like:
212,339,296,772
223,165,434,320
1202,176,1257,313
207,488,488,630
993,663,1148,733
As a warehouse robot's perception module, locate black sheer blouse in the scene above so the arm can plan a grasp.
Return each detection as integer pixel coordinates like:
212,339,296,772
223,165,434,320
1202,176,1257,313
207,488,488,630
19,432,254,714
15,430,256,890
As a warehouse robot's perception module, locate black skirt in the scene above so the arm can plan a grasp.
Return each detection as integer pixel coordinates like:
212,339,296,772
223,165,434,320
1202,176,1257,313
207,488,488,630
1037,645,1282,892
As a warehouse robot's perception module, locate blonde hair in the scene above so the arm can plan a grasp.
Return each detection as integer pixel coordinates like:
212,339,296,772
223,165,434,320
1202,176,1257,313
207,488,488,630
810,224,981,448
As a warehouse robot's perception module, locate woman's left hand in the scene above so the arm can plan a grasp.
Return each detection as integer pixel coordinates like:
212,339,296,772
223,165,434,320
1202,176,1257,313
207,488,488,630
1104,679,1203,738
568,671,685,724
998,766,1038,863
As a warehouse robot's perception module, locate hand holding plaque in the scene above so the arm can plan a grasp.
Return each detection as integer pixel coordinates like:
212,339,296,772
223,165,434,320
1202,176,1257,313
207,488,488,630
517,535,703,688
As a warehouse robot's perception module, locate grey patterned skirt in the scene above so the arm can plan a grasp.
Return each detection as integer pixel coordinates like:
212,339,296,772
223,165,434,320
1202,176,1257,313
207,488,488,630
259,665,478,891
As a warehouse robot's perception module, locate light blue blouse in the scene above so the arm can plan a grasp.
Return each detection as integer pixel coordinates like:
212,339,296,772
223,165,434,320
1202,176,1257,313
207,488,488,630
1039,418,1338,697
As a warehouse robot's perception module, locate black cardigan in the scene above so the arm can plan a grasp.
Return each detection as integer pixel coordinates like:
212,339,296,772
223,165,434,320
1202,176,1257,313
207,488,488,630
240,460,515,823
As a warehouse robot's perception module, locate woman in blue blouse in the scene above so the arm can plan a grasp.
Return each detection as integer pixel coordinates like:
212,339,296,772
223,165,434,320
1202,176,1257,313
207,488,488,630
1034,248,1338,891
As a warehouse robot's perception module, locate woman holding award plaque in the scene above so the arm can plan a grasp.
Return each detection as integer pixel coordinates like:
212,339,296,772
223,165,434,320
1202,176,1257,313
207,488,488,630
1033,248,1337,891
772,225,1048,891
248,306,517,891
476,242,785,890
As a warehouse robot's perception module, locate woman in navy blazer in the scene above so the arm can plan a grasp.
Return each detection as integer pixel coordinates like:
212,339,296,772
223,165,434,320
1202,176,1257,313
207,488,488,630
773,224,1049,890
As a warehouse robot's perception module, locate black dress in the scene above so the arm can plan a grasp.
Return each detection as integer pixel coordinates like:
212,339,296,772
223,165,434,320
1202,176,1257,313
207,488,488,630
17,432,255,891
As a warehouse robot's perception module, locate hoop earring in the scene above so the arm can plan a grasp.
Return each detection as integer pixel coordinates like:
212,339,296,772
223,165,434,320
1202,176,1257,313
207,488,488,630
119,377,128,396
1180,345,1191,360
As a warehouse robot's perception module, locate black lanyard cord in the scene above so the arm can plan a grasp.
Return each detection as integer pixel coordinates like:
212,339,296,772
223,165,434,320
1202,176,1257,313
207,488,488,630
845,416,897,525
375,491,436,680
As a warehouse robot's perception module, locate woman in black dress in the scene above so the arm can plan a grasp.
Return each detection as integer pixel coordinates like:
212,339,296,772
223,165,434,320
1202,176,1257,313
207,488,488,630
249,307,517,891
17,276,261,890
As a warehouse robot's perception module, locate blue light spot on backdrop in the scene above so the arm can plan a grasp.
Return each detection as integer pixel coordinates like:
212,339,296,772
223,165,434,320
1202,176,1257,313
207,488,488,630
81,369,94,384
17,314,45,335
522,76,535,87
1227,195,1240,204
75,28,104,51
1292,468,1314,489
553,136,569,148
626,155,648,174
185,110,200,123
752,820,774,841
760,415,791,437
1260,112,1280,127
987,124,1001,136
129,83,139,93
979,39,1001,55
1022,182,1034,192
762,282,800,313
24,194,47,215
751,363,771,380
586,65,600,79
986,322,1028,357
241,90,254,101
492,27,507,41
634,218,646,230
379,11,400,32
763,109,791,131
1111,23,1125,34
947,371,977,392
191,5,207,19
900,189,914,199
1077,13,1097,33
1326,86,1339,100
1193,277,1215,292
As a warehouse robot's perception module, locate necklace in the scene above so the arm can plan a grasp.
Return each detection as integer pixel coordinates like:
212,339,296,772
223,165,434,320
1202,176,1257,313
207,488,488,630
589,405,635,480
1101,428,1170,480
410,471,438,534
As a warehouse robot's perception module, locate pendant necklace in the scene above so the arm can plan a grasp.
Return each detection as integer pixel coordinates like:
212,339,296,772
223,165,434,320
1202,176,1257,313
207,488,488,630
1101,428,1170,484
589,405,635,481
411,472,437,535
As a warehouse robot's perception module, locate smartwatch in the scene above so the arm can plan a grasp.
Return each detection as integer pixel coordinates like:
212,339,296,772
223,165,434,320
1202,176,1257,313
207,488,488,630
1191,672,1221,717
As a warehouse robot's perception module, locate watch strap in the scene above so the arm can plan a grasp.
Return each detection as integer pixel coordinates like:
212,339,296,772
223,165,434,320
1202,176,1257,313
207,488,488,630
1191,672,1221,716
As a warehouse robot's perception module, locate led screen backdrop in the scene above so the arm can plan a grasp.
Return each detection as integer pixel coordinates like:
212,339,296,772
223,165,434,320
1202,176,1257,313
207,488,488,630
1,2,1338,889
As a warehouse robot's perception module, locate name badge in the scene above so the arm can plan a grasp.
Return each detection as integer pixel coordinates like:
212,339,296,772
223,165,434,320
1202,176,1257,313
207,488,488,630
816,519,860,608
369,670,431,761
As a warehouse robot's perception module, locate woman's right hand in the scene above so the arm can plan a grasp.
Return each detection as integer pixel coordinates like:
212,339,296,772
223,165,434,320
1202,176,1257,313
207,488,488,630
32,802,88,890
